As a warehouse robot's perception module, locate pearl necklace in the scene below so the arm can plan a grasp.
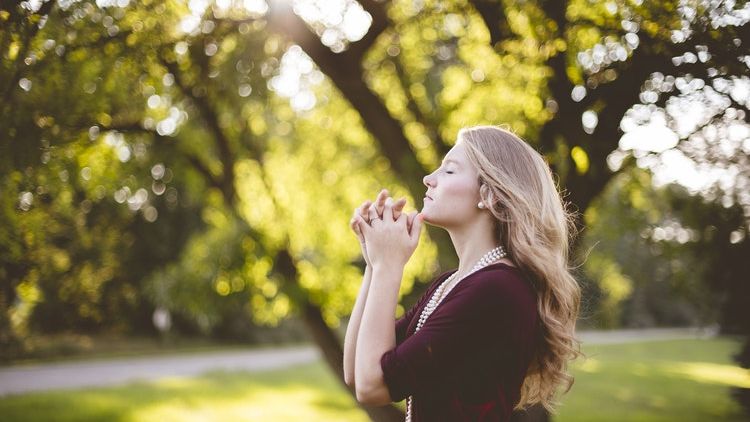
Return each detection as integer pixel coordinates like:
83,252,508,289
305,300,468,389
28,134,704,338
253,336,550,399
404,245,507,422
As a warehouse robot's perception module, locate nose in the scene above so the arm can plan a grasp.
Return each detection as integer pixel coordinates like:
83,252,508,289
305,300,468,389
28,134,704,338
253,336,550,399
423,172,434,188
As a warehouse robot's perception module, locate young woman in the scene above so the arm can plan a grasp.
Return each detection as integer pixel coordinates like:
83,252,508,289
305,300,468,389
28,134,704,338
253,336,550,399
343,125,583,421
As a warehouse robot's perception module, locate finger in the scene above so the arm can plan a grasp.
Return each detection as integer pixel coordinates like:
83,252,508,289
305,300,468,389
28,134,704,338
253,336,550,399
406,211,416,233
409,212,423,243
376,189,389,217
383,197,394,221
351,214,363,236
396,210,407,228
392,197,406,220
351,217,362,237
358,201,372,224
368,203,379,222
358,200,372,214
355,214,370,236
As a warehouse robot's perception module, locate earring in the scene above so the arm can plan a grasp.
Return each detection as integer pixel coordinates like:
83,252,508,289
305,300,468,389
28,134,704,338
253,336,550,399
478,202,485,209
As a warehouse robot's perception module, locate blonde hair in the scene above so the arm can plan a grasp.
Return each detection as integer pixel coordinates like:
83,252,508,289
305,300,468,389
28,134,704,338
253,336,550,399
459,125,584,413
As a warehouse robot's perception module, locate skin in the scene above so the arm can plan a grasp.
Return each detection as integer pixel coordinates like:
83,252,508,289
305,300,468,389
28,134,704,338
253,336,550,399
343,140,515,406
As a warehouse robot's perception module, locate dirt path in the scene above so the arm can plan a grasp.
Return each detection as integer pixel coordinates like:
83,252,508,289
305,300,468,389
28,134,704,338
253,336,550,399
0,345,318,396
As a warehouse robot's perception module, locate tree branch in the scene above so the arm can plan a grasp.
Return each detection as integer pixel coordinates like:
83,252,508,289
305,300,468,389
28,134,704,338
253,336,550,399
390,54,449,157
469,0,515,48
266,1,429,200
159,54,237,204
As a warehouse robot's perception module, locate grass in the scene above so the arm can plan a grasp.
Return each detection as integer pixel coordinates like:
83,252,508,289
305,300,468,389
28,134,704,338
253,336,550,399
0,360,371,422
0,337,746,421
555,336,749,421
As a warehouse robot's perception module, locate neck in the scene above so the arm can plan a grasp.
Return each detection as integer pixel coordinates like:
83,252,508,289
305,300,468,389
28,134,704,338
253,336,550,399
447,217,501,278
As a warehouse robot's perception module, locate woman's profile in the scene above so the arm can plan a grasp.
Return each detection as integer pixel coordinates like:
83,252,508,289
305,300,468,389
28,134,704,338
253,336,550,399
343,125,583,421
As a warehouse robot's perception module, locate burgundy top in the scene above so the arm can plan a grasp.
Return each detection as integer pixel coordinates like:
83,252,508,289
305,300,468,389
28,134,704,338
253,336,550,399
380,262,540,421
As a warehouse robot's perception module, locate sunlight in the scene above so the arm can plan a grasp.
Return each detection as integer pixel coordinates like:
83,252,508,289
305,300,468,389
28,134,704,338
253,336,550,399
128,379,366,422
574,357,601,373
663,361,750,388
290,0,372,52
268,45,323,112
615,107,750,223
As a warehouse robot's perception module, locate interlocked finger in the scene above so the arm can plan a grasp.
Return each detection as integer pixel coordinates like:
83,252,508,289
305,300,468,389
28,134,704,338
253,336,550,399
368,204,381,224
350,213,361,235
392,197,406,220
358,201,372,225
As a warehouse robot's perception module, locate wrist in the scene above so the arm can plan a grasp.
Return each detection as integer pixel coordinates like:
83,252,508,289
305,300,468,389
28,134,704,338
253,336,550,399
371,262,405,280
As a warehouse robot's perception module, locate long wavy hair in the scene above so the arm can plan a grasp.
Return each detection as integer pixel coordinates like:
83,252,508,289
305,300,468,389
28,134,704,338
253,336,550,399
459,125,584,413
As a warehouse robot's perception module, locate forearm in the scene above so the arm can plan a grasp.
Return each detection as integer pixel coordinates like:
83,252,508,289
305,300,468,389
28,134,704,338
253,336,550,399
354,264,402,396
343,264,373,387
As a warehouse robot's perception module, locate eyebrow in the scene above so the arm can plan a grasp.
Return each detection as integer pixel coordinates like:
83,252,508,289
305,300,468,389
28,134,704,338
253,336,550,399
442,158,460,166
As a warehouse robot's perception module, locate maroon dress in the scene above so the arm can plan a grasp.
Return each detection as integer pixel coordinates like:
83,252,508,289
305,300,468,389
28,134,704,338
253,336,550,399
380,262,540,421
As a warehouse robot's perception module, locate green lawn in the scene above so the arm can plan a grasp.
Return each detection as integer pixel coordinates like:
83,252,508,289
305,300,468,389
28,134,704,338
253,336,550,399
0,337,747,421
555,337,748,422
0,360,372,422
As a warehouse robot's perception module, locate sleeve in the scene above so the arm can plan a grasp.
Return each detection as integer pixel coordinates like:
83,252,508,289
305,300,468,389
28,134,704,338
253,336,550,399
394,271,454,345
394,307,415,346
380,272,533,402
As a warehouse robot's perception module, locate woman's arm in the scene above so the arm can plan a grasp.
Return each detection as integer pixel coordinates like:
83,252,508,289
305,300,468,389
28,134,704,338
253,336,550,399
343,264,373,388
354,263,402,405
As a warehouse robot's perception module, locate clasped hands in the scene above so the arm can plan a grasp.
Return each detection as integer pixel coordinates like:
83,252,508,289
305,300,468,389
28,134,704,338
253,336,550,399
349,189,423,269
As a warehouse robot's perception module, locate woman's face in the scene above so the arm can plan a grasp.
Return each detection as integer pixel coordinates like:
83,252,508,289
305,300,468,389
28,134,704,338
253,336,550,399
421,141,482,228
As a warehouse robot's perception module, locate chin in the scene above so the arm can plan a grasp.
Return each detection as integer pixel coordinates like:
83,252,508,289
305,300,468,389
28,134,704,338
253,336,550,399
421,209,471,230
419,211,441,227
419,209,432,224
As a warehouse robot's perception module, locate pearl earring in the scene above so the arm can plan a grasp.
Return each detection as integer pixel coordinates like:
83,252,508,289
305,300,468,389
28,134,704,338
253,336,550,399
478,202,485,209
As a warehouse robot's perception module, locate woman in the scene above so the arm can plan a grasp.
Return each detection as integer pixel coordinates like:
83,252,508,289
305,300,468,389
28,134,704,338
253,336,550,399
343,125,583,421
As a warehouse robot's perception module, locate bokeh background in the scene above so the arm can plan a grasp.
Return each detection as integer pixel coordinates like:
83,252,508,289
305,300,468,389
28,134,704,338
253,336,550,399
1,0,749,421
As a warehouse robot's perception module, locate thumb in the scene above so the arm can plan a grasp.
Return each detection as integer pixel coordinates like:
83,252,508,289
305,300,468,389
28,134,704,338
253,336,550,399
353,219,363,238
406,211,415,233
409,212,423,243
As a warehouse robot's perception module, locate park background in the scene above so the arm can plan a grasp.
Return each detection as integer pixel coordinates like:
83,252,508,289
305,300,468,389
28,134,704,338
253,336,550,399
1,0,749,420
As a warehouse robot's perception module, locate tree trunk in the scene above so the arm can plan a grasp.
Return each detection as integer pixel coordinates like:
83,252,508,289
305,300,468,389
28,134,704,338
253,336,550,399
298,297,406,421
274,249,406,421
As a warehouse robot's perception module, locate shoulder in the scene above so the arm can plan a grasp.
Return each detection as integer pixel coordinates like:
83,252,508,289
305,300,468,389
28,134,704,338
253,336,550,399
455,263,537,309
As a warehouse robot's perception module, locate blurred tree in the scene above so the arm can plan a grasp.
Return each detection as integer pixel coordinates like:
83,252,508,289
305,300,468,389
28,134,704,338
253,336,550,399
579,167,728,330
660,183,750,415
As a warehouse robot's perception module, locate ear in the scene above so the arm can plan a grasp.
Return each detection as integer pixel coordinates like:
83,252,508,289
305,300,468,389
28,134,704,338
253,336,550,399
480,182,494,207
